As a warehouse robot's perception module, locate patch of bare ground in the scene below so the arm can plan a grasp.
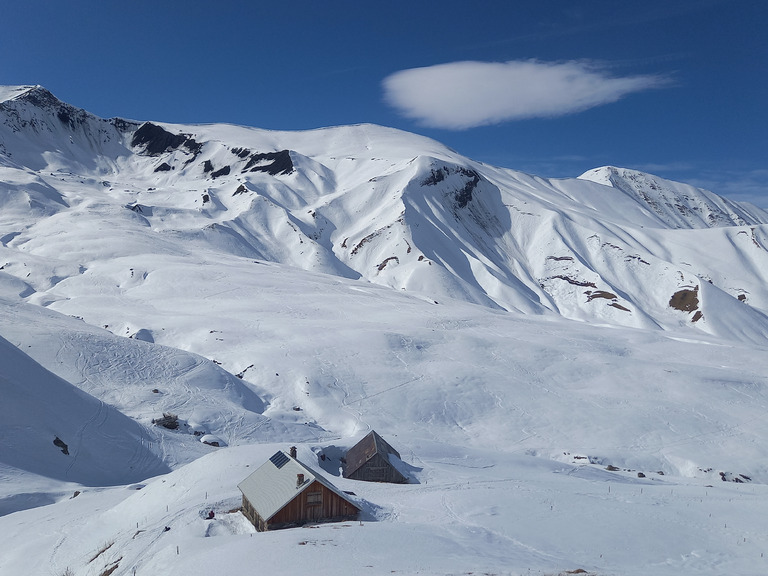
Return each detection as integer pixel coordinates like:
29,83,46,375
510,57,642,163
351,230,380,255
546,255,574,262
625,254,650,265
98,560,121,576
351,232,376,255
377,256,399,271
584,290,631,312
669,286,699,313
88,541,114,563
549,275,597,288
585,290,616,302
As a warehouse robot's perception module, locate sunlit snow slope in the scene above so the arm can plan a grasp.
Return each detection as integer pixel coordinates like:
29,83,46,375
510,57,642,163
2,85,768,342
3,86,768,576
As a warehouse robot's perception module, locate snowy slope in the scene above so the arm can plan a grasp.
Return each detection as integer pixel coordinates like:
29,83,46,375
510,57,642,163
6,442,768,576
3,86,768,576
0,294,332,468
580,165,768,229
2,86,768,344
0,326,169,488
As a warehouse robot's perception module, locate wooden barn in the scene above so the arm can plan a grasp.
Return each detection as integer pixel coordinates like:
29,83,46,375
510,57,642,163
238,450,360,532
343,430,408,483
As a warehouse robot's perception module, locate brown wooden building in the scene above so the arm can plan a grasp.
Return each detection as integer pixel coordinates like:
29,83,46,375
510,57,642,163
343,430,408,484
238,450,360,531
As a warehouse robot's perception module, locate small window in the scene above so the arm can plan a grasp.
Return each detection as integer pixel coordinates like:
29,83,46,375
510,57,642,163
306,491,322,506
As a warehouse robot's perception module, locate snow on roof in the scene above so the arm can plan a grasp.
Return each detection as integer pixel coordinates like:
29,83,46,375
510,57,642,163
237,450,358,522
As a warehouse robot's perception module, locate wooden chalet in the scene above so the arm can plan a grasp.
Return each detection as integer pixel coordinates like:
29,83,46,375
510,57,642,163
343,430,408,484
238,450,360,531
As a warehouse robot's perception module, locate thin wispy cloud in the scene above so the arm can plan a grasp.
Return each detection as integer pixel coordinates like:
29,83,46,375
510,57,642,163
383,60,670,130
686,169,768,209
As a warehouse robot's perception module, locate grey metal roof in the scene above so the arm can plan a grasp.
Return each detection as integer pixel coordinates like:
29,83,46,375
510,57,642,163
238,450,358,522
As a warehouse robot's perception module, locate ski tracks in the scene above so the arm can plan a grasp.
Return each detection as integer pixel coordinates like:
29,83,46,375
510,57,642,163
65,399,108,477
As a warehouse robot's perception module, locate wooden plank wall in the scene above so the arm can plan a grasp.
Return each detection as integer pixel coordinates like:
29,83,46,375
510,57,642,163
242,494,268,531
349,453,405,483
269,481,358,528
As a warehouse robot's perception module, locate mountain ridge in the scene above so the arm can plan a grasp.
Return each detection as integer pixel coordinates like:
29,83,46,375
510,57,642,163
580,165,767,228
2,85,768,343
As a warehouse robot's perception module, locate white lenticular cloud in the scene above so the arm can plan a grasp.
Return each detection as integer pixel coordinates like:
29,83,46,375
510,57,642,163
383,60,669,130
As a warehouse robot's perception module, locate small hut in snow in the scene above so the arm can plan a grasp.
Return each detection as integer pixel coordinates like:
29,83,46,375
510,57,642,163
238,450,360,531
343,430,408,484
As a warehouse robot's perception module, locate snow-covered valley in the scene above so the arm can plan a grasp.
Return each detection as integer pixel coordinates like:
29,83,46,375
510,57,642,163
2,85,768,575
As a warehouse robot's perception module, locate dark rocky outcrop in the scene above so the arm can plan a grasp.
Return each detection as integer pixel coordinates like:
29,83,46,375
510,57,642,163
421,167,448,186
454,168,480,208
243,150,294,175
420,164,481,208
131,122,202,157
211,165,231,178
16,87,88,130
152,413,179,430
231,147,251,158
110,117,139,132
53,436,69,455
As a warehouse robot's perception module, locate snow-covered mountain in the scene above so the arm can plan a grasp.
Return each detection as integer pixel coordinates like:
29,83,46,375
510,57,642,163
3,86,768,576
3,85,768,343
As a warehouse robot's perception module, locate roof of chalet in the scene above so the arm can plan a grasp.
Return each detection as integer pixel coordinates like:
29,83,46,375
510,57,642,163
237,450,359,522
344,430,402,478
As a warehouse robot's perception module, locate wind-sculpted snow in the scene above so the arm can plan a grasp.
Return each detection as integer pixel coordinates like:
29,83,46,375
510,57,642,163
4,86,768,575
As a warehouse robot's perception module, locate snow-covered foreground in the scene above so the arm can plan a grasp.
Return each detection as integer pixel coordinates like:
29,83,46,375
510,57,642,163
2,85,768,575
4,442,768,576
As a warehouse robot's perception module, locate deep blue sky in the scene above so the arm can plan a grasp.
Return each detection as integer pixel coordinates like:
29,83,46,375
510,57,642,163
2,1,766,206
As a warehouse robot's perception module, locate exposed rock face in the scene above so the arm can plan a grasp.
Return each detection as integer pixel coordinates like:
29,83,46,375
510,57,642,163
242,149,294,175
211,165,231,178
131,122,202,157
580,166,765,229
53,436,69,455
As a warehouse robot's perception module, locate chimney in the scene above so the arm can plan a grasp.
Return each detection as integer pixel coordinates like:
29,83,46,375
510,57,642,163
289,446,297,458
296,473,304,486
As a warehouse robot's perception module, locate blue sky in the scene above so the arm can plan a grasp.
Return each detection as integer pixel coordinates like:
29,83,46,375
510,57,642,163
2,1,767,206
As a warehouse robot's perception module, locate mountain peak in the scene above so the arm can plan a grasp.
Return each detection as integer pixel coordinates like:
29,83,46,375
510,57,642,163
0,84,93,130
6,84,63,108
578,165,622,186
0,85,41,104
579,165,768,229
